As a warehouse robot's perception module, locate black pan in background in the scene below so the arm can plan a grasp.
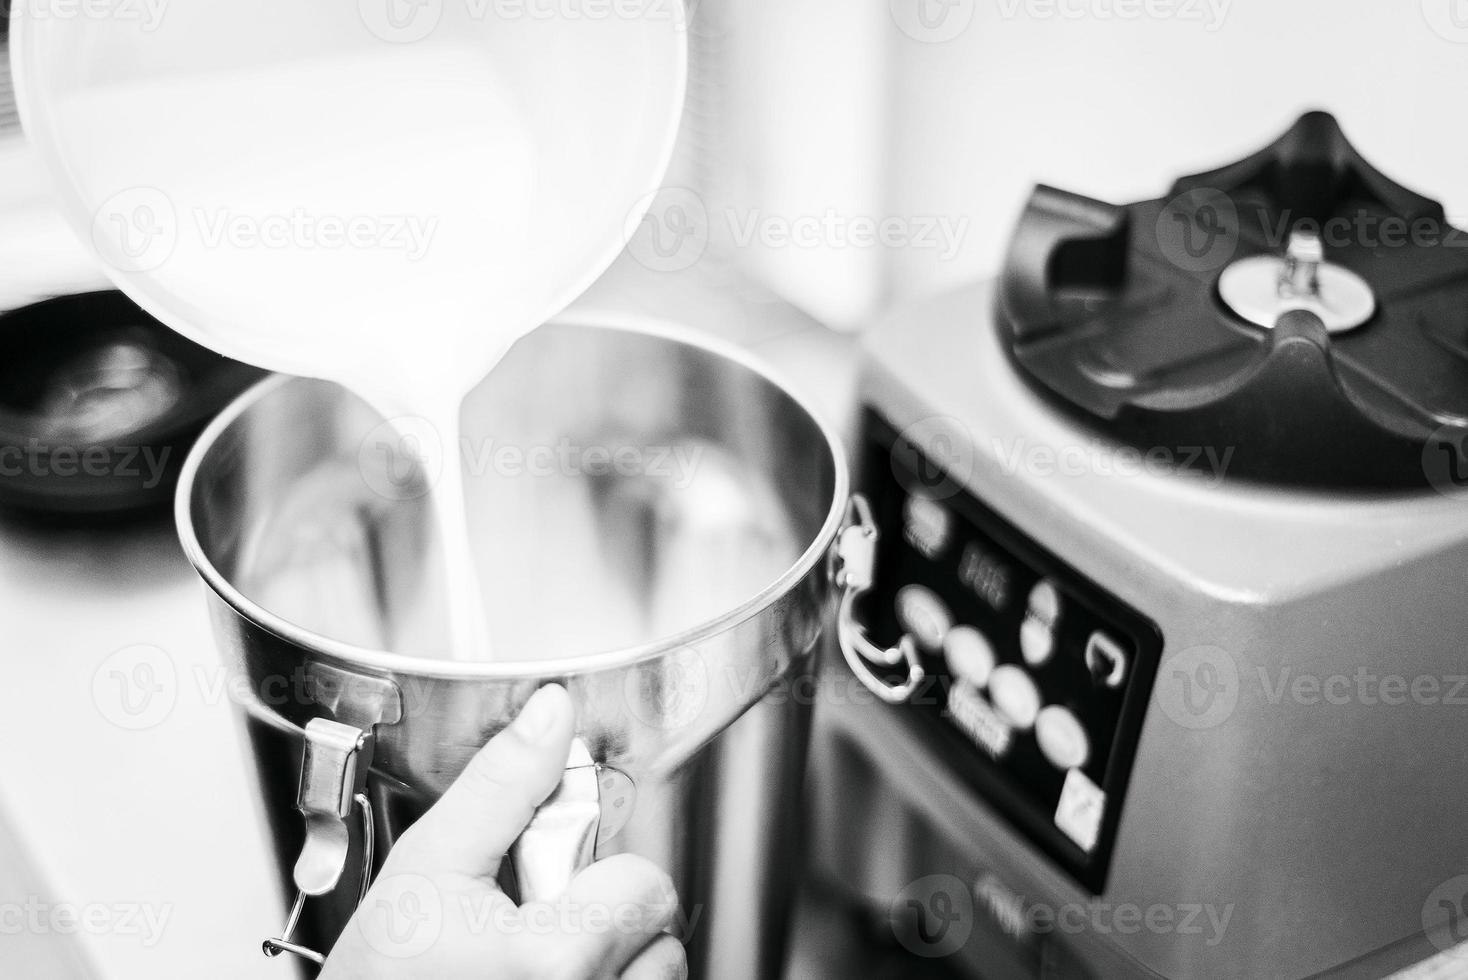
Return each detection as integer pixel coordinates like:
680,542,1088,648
0,290,266,517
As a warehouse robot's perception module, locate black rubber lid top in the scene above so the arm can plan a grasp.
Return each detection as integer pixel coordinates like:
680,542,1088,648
997,111,1468,491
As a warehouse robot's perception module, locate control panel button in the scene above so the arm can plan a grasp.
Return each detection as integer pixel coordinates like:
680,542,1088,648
1036,705,1091,771
1019,615,1055,668
1026,578,1062,628
903,494,951,559
943,625,996,689
988,665,1041,730
1084,630,1129,688
1055,769,1106,853
896,585,953,652
948,683,1013,760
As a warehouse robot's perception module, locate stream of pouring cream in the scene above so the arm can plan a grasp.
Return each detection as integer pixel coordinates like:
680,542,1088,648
60,46,600,660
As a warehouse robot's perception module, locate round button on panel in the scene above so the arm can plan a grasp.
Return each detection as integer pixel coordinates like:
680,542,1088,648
895,584,953,652
1026,578,1062,628
1036,705,1091,771
943,625,996,690
988,665,1041,730
1019,615,1055,668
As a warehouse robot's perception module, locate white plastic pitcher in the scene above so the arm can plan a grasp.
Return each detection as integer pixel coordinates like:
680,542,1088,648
11,0,688,411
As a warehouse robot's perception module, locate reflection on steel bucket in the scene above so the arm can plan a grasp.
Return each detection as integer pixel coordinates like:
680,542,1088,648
177,317,919,976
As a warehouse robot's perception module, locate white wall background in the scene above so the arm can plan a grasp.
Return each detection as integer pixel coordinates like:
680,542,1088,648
716,0,1468,328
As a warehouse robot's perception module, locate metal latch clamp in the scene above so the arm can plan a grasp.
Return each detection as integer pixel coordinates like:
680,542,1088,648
262,718,377,965
833,495,925,705
263,663,403,965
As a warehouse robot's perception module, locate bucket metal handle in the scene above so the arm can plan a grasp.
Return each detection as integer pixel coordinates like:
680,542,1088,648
511,740,603,903
261,672,635,966
262,664,403,966
833,495,925,705
263,718,376,965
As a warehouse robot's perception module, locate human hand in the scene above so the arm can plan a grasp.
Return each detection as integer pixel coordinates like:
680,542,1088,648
320,685,686,979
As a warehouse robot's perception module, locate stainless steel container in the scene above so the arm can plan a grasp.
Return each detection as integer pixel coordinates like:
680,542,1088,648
175,317,908,978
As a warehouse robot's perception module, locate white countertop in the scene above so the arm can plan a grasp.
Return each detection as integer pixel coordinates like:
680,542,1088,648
0,515,286,980
0,137,285,980
0,150,861,980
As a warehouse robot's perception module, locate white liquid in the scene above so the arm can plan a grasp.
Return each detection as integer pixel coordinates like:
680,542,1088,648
54,42,668,659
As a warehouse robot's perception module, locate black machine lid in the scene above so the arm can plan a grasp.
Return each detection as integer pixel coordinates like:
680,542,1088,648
998,111,1468,492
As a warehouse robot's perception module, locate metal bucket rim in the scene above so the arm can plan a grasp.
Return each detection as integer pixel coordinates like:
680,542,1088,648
174,313,851,680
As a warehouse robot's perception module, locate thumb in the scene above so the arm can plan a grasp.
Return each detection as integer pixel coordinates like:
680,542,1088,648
387,684,576,878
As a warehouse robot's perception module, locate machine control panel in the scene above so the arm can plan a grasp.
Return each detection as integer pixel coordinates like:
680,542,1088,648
858,410,1161,892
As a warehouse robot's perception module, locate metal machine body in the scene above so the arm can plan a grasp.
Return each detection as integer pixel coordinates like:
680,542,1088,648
809,277,1468,979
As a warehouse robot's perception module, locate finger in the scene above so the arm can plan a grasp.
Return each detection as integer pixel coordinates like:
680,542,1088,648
534,854,680,977
388,684,576,877
620,934,688,980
